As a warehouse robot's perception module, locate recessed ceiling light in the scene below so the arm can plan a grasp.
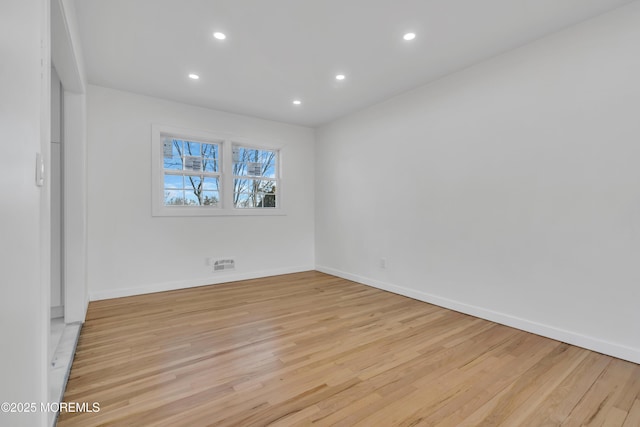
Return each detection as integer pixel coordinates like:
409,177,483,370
188,73,200,80
403,32,416,41
292,100,302,105
335,74,346,81
213,32,226,40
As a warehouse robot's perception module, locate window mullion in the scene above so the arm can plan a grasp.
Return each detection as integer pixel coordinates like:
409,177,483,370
222,139,234,209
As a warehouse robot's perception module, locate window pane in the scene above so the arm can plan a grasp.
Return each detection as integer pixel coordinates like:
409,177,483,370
233,178,277,208
202,191,219,206
233,161,247,176
257,180,276,193
233,178,250,194
259,150,274,164
164,174,183,189
234,192,253,208
183,141,200,157
202,177,219,191
232,146,245,162
203,158,218,172
163,139,183,170
184,191,200,206
263,163,276,178
245,148,259,162
202,143,219,172
260,192,277,208
185,175,202,191
164,190,184,206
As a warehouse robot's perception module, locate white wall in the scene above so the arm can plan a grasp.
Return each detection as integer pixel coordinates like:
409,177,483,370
316,2,640,363
87,86,315,299
0,0,49,426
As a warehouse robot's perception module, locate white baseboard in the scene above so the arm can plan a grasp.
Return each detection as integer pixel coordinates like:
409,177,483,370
316,265,640,365
89,265,314,301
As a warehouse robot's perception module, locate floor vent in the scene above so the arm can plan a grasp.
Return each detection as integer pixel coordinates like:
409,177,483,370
213,259,235,272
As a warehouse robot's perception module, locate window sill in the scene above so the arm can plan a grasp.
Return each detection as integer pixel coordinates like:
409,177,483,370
152,207,287,217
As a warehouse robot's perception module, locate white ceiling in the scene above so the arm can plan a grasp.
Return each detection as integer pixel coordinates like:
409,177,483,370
73,0,634,127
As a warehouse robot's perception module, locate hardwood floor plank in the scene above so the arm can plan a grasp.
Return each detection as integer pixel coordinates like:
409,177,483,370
562,359,636,427
519,351,611,426
58,271,640,426
623,399,640,427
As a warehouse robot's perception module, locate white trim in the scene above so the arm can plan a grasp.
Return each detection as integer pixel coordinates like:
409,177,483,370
315,265,640,365
51,0,85,93
41,2,53,426
89,265,314,301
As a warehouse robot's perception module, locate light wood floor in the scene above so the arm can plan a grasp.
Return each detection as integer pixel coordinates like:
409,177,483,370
59,271,640,426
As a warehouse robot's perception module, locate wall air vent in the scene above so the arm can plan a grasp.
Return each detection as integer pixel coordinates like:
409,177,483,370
213,259,235,272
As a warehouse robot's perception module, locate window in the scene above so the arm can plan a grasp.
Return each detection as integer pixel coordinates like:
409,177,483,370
163,138,221,207
233,145,278,208
152,125,283,216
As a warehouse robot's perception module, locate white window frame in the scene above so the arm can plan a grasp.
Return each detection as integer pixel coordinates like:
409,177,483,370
151,124,285,217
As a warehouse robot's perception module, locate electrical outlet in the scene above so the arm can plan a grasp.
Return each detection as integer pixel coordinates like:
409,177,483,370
380,258,387,269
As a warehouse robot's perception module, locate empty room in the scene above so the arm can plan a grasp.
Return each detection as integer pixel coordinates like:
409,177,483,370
2,0,640,426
